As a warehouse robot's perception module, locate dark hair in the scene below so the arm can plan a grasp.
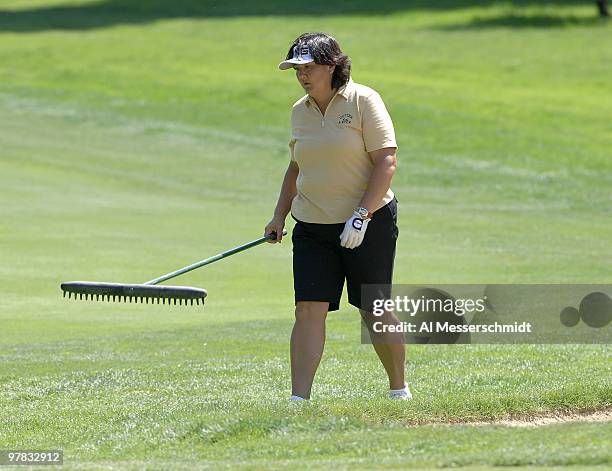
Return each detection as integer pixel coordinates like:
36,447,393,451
286,32,351,90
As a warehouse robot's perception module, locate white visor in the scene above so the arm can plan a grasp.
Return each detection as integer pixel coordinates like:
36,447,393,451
278,44,315,70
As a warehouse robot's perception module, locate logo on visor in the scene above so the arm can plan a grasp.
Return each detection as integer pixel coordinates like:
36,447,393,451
294,44,311,60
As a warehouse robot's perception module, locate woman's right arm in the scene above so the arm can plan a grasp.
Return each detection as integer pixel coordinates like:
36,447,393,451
265,160,299,243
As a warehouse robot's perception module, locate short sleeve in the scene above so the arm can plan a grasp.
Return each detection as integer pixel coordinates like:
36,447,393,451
362,92,397,153
289,138,296,162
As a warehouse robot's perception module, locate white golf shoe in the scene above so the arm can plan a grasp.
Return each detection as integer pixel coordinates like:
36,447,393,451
389,384,413,400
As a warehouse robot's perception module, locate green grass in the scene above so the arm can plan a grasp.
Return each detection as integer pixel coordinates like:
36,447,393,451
1,0,611,468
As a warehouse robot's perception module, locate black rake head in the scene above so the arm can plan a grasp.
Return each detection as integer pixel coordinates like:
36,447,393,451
61,281,207,306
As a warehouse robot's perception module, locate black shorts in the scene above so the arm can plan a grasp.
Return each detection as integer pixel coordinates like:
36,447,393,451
291,198,398,312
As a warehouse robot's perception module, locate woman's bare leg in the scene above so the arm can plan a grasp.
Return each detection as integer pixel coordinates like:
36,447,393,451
291,301,329,399
360,309,405,390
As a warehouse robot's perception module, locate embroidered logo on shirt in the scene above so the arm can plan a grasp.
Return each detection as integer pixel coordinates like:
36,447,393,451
338,113,353,125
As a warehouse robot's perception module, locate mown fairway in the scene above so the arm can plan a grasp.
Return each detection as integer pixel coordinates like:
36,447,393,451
1,0,610,468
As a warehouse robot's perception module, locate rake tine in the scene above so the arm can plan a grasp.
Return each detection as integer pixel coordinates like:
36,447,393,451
61,282,206,306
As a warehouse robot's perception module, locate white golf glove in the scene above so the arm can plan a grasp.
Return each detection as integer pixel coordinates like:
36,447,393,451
339,212,370,249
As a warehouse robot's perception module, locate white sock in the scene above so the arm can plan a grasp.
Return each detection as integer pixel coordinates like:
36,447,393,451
290,395,306,401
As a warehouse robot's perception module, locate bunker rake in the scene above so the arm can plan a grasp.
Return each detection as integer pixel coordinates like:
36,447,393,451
61,231,285,306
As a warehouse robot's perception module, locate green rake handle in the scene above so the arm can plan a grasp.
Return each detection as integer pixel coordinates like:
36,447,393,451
144,229,287,285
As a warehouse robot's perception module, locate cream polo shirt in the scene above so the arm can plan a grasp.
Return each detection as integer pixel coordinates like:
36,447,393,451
289,78,397,224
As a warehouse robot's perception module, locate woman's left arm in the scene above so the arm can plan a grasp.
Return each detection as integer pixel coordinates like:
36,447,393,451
359,147,397,214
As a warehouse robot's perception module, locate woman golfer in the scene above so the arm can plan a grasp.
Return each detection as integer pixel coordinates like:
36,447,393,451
265,32,410,401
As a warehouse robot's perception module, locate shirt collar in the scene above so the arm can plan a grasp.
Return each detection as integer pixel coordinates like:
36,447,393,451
337,77,354,99
305,77,354,107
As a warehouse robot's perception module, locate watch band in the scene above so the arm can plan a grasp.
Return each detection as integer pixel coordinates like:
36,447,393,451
356,206,373,219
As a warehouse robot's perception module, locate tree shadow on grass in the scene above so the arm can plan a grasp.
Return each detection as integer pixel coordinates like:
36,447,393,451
435,13,609,29
0,0,601,33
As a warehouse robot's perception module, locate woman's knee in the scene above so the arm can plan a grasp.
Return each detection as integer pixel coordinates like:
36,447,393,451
295,301,328,323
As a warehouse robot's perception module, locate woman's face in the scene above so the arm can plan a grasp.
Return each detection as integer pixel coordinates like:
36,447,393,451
294,62,335,95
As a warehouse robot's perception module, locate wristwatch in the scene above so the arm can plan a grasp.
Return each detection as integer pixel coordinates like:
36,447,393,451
355,206,373,220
